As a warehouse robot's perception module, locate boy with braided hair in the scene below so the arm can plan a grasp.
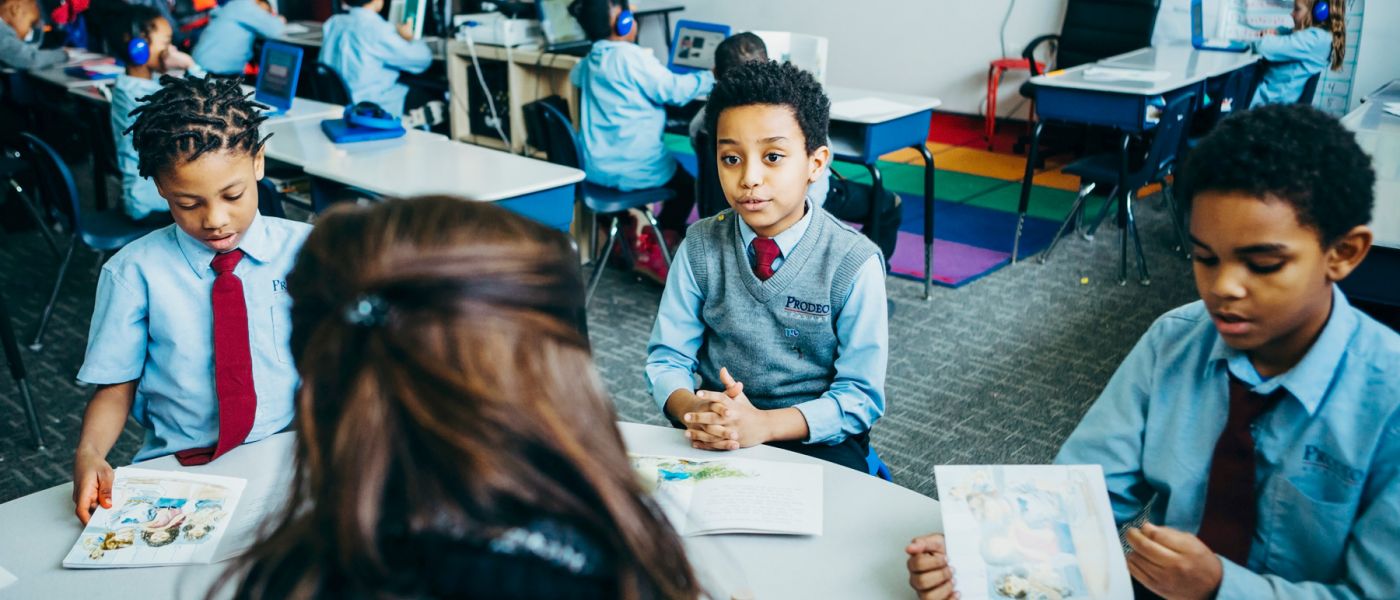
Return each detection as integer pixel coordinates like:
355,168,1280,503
71,74,312,524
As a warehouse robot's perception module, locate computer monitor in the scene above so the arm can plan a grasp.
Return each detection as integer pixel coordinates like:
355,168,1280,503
537,0,589,51
668,20,731,74
255,42,303,115
1191,0,1248,52
389,0,427,40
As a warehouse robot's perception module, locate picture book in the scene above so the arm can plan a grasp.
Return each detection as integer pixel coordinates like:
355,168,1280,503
63,468,247,569
630,455,822,537
935,465,1132,600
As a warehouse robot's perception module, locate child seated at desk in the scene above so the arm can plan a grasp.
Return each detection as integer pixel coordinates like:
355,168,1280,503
689,32,902,261
0,0,67,70
569,0,713,281
645,61,887,473
1251,0,1346,106
191,0,286,76
320,0,435,124
222,197,700,600
907,104,1400,600
72,74,312,524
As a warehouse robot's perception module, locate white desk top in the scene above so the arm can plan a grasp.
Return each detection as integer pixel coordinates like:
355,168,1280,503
63,85,343,126
0,423,939,599
1033,45,1259,96
827,85,942,125
1342,79,1400,249
27,64,117,89
261,117,443,166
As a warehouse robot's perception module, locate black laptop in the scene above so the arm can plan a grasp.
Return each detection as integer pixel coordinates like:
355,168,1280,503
537,0,592,55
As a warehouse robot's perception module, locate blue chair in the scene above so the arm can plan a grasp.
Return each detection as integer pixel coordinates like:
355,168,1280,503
313,63,353,106
523,99,676,306
16,133,163,351
866,448,892,482
1037,91,1197,285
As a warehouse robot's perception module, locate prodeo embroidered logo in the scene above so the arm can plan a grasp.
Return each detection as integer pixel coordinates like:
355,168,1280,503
784,296,830,320
1303,445,1364,485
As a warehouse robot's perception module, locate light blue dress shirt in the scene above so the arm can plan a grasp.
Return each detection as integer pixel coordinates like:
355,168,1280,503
645,200,887,445
77,214,313,462
1056,287,1400,599
192,0,286,76
1251,28,1332,106
112,75,167,221
571,40,713,191
319,7,432,116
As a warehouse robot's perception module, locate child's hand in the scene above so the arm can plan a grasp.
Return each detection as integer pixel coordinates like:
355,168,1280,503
398,22,415,41
72,449,114,524
161,47,195,71
1125,522,1223,600
906,533,958,600
683,367,768,450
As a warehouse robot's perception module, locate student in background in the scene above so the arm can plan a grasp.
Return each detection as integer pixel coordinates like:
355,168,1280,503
0,0,68,69
909,105,1398,599
72,74,312,523
191,0,285,76
690,34,902,261
319,0,432,119
646,61,887,473
569,0,713,281
110,5,199,223
1251,0,1345,106
222,197,700,600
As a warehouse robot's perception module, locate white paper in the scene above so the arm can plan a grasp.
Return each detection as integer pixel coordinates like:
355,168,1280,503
935,465,1132,600
631,455,822,537
831,97,914,120
0,565,15,590
1082,67,1171,83
283,23,310,35
63,468,248,569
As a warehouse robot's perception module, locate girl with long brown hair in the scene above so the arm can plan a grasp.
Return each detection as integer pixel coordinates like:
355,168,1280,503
220,196,700,599
1250,0,1346,106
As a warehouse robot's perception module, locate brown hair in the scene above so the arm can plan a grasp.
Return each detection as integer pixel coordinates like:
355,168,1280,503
1304,0,1346,70
221,197,698,599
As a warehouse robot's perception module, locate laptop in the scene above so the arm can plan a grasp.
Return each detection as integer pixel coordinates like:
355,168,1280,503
254,42,304,117
537,0,592,55
1191,0,1249,52
667,20,731,75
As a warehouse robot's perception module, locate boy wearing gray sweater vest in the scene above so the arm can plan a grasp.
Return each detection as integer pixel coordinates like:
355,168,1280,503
645,61,888,472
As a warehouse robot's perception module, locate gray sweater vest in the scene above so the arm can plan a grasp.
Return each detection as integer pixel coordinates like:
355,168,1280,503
687,206,880,410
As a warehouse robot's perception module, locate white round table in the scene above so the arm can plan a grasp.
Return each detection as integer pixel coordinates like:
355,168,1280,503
0,423,941,599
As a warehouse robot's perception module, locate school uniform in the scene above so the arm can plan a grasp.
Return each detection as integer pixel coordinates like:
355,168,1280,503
111,74,167,221
77,213,312,462
645,198,888,471
0,25,66,70
319,6,432,116
191,0,286,76
1056,287,1400,599
1251,28,1331,106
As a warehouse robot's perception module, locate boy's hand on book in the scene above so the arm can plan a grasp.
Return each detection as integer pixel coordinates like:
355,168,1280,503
72,449,114,525
1125,522,1223,600
906,533,958,600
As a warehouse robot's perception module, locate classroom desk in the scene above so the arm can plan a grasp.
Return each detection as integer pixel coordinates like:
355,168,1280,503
0,423,940,599
1016,45,1258,284
826,86,942,299
446,42,583,153
1339,79,1400,311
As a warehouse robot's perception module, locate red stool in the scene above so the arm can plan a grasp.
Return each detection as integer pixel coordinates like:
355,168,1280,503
986,58,1044,150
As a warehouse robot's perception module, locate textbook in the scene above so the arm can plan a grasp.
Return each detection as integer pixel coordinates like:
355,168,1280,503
63,468,248,568
630,455,822,537
935,465,1132,600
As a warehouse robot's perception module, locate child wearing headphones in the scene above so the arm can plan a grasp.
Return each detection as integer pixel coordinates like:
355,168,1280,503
568,0,713,282
191,0,286,76
0,0,68,69
110,4,199,223
1251,0,1345,106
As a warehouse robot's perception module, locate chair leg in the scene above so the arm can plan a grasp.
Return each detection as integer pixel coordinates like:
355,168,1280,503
1038,182,1094,264
30,235,76,352
638,208,672,267
1084,187,1118,241
1127,191,1151,286
0,294,44,449
585,216,620,308
1161,183,1191,259
8,178,59,257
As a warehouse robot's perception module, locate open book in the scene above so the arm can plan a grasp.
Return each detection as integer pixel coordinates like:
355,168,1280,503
935,465,1132,600
631,455,822,537
63,468,247,568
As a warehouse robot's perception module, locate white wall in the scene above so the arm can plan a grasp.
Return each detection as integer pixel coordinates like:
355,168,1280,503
1351,0,1400,109
647,1,1069,117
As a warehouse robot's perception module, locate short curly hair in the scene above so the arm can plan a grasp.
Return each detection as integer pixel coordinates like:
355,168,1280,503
1176,103,1374,246
704,60,829,155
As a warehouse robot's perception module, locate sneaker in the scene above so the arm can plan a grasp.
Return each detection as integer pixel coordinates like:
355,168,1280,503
630,213,670,284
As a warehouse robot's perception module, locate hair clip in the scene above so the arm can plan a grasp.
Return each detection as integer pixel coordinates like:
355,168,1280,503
343,294,388,327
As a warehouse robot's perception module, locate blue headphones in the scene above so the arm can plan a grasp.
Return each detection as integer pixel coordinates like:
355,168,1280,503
1313,1,1330,23
615,0,634,37
344,102,401,130
126,19,150,66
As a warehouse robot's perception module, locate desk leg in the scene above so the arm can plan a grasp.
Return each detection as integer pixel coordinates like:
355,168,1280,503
916,143,935,300
1116,133,1131,286
663,15,673,53
865,162,884,256
1012,121,1043,263
0,292,44,449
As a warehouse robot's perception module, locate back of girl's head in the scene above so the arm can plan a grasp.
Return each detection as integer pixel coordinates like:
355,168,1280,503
1305,0,1346,70
108,4,162,54
714,32,767,80
124,74,269,180
228,197,698,600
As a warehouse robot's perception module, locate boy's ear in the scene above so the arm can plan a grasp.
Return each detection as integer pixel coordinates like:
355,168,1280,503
807,145,831,185
1325,224,1373,282
253,148,266,182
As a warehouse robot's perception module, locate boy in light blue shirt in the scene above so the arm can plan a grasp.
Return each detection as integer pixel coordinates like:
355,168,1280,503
191,0,285,76
1251,0,1342,106
319,0,432,116
72,74,311,524
645,61,886,473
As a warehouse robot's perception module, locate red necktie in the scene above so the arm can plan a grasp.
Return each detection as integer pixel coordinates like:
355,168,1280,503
752,237,780,281
175,249,257,466
1195,376,1282,565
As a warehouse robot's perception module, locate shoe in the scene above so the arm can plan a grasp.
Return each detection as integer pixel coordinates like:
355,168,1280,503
630,213,669,284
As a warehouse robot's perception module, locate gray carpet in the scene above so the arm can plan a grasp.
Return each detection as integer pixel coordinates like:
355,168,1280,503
0,159,1199,504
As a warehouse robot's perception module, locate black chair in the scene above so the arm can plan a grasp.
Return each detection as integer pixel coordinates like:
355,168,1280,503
522,99,675,306
1038,91,1197,286
1298,72,1323,105
313,63,353,106
693,130,727,219
16,133,163,351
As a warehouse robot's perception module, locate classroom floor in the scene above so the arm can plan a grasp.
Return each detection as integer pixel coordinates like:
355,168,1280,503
0,123,1201,503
